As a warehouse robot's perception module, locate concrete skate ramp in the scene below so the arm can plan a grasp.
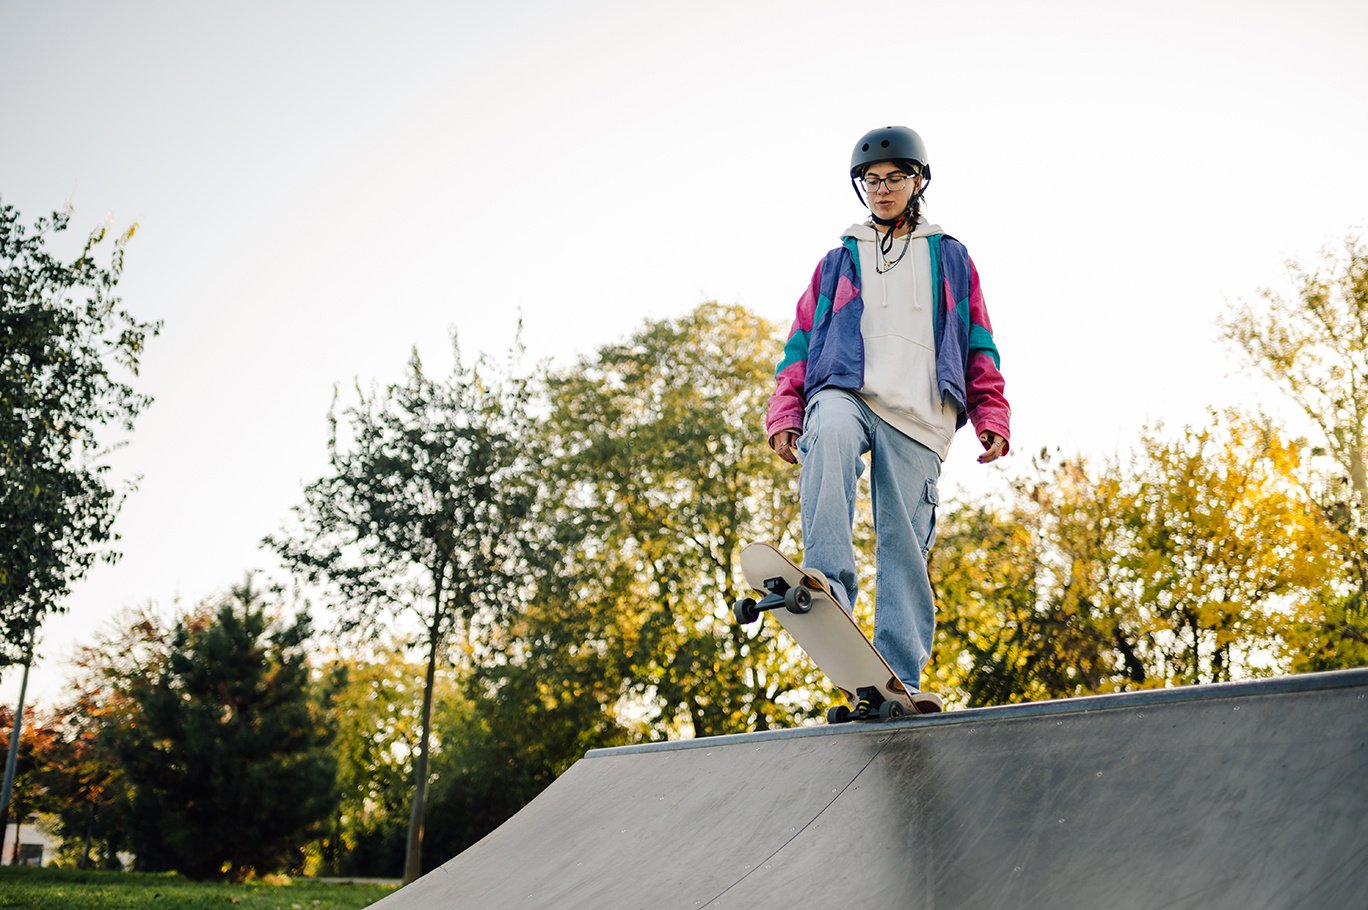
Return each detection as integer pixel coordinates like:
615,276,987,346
375,670,1368,910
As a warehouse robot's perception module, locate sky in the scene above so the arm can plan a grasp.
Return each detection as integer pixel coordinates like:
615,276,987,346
3,0,1367,706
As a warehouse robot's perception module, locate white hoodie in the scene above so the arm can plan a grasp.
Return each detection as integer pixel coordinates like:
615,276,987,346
844,218,959,459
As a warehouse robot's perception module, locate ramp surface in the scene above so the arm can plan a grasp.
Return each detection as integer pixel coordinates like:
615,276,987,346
374,670,1368,910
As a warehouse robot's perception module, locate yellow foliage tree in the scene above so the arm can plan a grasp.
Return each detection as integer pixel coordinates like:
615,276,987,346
930,411,1340,703
1121,411,1338,684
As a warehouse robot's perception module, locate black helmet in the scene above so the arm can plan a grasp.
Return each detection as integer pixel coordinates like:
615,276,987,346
850,125,931,181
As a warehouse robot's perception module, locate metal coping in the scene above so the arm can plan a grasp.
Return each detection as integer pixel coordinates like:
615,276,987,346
584,667,1368,759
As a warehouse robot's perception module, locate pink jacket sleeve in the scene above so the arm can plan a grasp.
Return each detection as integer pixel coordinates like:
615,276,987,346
764,262,823,443
964,257,1011,454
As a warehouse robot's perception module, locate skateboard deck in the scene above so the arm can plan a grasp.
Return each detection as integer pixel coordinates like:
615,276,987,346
734,542,943,721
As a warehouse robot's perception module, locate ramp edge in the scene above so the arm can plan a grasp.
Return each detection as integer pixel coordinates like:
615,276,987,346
585,667,1368,759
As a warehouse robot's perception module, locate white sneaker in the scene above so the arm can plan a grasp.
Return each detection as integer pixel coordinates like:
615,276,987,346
908,691,944,714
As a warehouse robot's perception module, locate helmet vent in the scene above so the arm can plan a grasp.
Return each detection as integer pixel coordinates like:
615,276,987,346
849,125,930,185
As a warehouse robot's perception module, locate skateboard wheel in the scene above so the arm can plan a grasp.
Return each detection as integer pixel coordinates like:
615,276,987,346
784,586,812,614
732,598,760,625
878,701,904,721
826,705,852,724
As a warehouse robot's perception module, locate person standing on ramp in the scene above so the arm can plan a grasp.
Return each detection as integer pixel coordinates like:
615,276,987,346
765,125,1012,707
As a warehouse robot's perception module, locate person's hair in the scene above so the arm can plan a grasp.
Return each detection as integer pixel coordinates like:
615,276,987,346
859,158,922,179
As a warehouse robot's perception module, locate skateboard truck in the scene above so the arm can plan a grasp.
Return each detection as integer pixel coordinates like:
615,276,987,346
733,576,814,625
826,687,905,724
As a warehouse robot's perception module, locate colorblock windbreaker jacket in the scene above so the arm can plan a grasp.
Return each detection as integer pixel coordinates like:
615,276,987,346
765,232,1011,454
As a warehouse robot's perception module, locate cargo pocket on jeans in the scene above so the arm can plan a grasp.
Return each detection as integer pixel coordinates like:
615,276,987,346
794,426,810,464
921,478,939,555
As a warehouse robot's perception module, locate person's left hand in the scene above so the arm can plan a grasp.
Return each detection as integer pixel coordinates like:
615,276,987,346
977,431,1007,464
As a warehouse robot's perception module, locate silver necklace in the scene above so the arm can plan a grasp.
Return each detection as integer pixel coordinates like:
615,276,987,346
874,221,913,273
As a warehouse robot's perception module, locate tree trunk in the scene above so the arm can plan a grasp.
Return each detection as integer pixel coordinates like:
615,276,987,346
403,564,447,885
1114,628,1147,684
81,802,96,869
1349,438,1366,506
327,804,342,876
0,622,35,864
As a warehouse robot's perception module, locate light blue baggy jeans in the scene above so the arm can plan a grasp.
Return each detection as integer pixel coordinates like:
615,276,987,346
795,388,941,692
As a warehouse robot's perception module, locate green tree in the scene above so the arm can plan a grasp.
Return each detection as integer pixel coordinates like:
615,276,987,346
1222,235,1368,668
542,302,811,737
393,303,831,862
117,580,338,879
0,202,159,843
0,203,159,662
270,338,536,883
313,645,431,877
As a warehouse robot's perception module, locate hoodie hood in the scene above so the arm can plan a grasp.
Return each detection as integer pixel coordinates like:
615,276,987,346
843,216,944,243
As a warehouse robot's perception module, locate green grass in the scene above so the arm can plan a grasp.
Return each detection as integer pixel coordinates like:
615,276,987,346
0,866,398,910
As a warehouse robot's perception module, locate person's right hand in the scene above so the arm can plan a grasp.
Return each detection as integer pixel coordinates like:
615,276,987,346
770,430,799,465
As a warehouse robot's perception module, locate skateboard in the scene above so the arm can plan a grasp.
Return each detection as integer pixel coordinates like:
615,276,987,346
734,542,943,722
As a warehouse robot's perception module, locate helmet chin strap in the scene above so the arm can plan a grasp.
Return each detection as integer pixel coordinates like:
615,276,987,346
870,207,911,228
868,196,922,262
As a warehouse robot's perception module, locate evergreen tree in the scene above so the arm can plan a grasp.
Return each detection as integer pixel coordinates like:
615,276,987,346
117,579,338,879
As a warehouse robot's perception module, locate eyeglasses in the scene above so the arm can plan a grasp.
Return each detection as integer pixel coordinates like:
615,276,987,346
860,173,917,193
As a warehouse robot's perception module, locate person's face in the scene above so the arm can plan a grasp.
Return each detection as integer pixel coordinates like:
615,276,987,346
861,162,922,220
